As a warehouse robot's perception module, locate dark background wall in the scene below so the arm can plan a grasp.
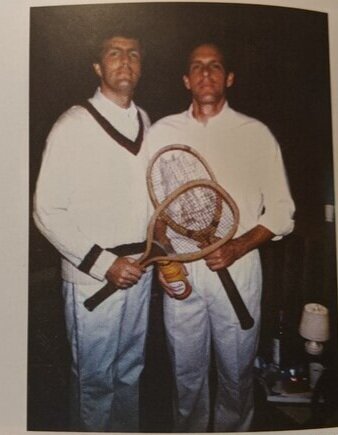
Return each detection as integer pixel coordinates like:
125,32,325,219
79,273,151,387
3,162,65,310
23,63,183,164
28,2,337,431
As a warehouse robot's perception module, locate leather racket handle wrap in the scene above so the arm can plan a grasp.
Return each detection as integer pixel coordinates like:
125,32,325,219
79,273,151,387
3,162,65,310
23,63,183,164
83,283,117,311
216,268,254,330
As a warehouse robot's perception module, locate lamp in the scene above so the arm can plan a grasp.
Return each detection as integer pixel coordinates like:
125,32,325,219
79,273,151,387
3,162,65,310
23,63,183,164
299,303,329,355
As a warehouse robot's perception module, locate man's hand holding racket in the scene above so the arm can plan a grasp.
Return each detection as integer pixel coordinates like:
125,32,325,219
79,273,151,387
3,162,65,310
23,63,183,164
204,239,244,271
105,257,145,289
205,225,274,271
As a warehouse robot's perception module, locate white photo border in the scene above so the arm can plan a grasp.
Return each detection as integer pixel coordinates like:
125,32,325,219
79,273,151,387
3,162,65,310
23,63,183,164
1,0,337,434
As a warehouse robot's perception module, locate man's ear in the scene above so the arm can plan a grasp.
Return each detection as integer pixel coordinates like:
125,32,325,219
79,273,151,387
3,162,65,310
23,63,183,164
225,72,235,88
93,63,102,78
183,75,191,91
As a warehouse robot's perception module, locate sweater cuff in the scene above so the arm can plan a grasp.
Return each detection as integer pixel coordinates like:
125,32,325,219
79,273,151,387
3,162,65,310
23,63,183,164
78,245,117,281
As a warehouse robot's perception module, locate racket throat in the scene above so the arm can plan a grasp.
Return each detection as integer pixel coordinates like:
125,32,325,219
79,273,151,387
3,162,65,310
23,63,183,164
141,241,168,266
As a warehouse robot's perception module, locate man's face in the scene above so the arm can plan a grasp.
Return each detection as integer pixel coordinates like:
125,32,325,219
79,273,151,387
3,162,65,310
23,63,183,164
93,37,141,97
183,44,234,105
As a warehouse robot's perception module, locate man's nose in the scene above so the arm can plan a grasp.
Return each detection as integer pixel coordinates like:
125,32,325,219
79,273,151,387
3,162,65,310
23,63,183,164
121,52,130,65
202,65,210,76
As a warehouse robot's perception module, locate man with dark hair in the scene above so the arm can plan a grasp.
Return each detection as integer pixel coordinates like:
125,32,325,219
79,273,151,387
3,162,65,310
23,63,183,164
34,32,152,432
145,42,295,432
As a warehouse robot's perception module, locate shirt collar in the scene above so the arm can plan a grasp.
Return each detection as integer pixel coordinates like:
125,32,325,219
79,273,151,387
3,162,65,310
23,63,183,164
93,87,138,119
186,101,230,125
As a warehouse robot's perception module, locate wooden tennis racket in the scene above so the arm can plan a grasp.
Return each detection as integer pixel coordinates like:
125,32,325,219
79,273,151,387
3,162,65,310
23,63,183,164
84,180,239,313
147,144,254,330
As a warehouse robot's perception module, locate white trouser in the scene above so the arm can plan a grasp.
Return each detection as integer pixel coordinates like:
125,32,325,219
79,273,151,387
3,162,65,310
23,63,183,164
164,250,261,432
62,268,152,432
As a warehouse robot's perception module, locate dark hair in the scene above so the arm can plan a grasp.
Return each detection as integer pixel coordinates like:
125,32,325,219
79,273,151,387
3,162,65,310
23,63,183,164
90,29,143,63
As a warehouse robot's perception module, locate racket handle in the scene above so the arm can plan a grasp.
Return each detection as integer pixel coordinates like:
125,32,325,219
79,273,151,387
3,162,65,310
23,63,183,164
217,268,254,330
83,282,118,311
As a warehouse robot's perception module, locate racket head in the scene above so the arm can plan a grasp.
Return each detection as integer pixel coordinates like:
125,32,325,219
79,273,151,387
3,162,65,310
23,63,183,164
140,179,239,266
147,144,216,206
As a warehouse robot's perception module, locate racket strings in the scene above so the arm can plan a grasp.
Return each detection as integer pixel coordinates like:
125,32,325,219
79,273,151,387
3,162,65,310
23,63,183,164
151,152,211,202
161,185,236,253
166,186,216,229
147,147,239,260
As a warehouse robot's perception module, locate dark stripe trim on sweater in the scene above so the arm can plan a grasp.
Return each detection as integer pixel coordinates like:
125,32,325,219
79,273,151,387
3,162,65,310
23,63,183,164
80,100,144,156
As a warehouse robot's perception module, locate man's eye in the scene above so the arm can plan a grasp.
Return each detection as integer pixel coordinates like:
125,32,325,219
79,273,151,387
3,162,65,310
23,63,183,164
108,50,119,57
130,51,141,60
211,63,223,70
190,64,201,72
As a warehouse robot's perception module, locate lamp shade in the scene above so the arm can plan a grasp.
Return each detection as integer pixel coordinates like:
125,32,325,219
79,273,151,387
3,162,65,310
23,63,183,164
299,303,329,342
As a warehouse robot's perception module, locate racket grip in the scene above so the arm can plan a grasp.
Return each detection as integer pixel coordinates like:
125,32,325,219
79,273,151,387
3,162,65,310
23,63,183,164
83,282,118,311
217,268,254,330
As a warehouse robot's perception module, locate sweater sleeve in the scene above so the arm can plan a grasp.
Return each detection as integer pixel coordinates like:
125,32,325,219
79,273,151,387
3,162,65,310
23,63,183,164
33,111,117,281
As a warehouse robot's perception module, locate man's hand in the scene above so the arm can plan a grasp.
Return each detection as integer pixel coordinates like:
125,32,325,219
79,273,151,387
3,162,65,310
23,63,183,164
205,239,242,271
205,225,274,271
105,257,145,289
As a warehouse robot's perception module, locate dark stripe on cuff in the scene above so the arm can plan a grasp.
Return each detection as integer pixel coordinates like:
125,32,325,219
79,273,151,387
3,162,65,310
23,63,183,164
106,241,147,257
78,244,103,274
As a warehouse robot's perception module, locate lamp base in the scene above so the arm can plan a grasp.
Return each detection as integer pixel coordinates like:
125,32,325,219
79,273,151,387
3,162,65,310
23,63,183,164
305,340,323,355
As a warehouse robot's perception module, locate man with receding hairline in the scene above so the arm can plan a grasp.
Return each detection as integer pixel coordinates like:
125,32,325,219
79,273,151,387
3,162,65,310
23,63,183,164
34,31,152,432
145,41,295,432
